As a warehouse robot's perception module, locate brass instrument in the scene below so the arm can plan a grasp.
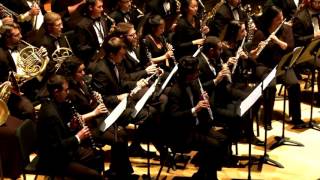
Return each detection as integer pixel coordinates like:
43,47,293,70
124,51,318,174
131,4,144,19
0,3,19,18
15,40,49,85
103,12,116,34
255,19,286,57
52,36,73,72
67,99,97,149
0,81,12,126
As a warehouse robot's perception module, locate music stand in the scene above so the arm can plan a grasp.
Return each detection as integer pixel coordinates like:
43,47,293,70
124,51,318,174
269,47,305,150
296,39,320,131
257,66,284,172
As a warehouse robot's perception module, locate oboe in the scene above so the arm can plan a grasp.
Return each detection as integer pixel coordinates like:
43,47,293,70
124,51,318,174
197,78,214,121
67,99,97,150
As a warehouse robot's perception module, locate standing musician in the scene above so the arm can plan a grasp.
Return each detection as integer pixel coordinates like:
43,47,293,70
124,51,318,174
36,74,104,180
172,0,209,59
292,0,320,106
164,56,229,180
198,36,264,146
251,6,307,129
58,57,137,179
73,0,110,66
207,0,248,38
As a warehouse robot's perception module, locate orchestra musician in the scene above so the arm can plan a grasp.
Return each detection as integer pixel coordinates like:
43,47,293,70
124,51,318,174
163,56,229,180
36,74,104,180
0,23,36,120
141,15,175,70
251,6,307,129
73,0,110,66
110,22,159,81
172,0,209,59
292,0,320,106
197,36,264,146
58,57,137,179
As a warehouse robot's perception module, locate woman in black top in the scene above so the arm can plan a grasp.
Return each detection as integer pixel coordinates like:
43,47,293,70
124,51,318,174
172,0,209,59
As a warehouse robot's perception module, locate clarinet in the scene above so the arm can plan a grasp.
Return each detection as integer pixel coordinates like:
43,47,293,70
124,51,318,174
162,35,177,64
67,99,97,150
197,78,214,121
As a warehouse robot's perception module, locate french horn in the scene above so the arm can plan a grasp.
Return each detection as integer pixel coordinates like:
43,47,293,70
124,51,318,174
15,40,49,85
52,47,73,72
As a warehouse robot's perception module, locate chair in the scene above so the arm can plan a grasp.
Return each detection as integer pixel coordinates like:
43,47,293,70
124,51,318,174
16,119,62,180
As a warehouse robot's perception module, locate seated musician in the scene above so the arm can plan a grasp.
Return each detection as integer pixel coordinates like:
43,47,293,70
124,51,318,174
164,56,229,180
110,22,158,81
0,23,41,120
37,74,104,180
251,6,307,129
58,56,136,179
90,37,161,157
198,36,264,146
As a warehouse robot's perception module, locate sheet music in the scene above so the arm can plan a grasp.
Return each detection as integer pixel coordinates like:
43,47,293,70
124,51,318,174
262,65,277,90
238,82,262,116
160,64,178,92
131,78,160,118
99,96,128,132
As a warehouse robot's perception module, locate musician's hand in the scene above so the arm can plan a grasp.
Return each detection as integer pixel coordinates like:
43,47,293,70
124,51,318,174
227,57,237,66
239,50,248,59
192,38,205,45
76,126,91,141
194,99,210,112
201,91,209,101
157,68,164,76
201,25,210,35
314,31,320,39
166,43,174,51
145,64,158,75
29,6,40,16
1,16,13,25
117,93,128,101
136,78,148,88
38,46,48,58
93,103,108,116
165,50,174,59
271,35,287,49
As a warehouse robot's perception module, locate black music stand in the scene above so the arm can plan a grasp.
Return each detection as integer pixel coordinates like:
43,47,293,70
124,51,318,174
269,47,304,150
296,39,320,131
257,66,284,171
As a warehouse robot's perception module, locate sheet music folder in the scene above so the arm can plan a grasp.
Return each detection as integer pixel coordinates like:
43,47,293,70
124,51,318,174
296,39,320,65
237,66,277,117
99,96,128,132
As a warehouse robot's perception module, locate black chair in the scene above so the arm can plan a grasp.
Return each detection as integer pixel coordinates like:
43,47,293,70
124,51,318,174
16,119,63,180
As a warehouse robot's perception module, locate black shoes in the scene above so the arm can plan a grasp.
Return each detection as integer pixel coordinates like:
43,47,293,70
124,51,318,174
292,119,308,129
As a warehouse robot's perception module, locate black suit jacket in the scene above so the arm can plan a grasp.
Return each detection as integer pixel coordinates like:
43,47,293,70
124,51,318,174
0,47,17,83
119,48,148,81
74,15,109,64
165,80,212,143
146,0,177,18
91,58,136,108
292,8,315,46
208,3,247,37
37,99,79,169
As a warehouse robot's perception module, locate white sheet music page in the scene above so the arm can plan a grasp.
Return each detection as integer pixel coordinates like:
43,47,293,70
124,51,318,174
239,82,262,116
99,96,128,132
262,65,277,90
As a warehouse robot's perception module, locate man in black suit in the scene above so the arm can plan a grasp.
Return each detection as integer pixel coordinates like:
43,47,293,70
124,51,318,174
197,36,264,145
112,22,158,81
293,0,320,106
91,37,160,156
164,56,229,180
36,74,104,180
3,0,42,34
73,0,109,66
0,23,38,120
208,0,247,38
